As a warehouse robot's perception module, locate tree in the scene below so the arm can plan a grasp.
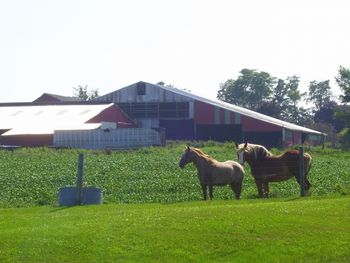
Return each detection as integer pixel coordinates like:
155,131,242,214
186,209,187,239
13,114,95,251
267,78,291,120
282,75,309,125
256,101,282,118
157,81,176,89
335,66,350,103
307,80,332,110
307,122,337,146
217,71,313,125
314,101,345,132
338,128,350,148
295,107,313,126
73,85,99,101
217,69,275,110
217,79,247,106
335,66,350,148
257,78,304,120
334,105,350,128
272,79,288,108
286,76,303,107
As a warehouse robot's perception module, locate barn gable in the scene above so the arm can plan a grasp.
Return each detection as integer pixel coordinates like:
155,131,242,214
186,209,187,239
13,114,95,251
98,81,192,103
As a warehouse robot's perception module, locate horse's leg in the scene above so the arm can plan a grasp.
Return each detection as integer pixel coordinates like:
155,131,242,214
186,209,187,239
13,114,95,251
305,156,312,176
209,185,214,200
305,178,311,190
299,157,312,195
201,184,207,200
304,177,311,195
304,161,312,194
262,182,269,198
231,180,242,200
230,183,236,199
254,179,264,198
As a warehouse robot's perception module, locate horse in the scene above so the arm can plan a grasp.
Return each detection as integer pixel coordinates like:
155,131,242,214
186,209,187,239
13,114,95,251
235,143,312,198
179,146,244,200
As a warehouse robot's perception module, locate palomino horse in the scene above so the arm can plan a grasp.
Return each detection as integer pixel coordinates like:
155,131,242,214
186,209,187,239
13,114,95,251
179,146,244,200
235,143,312,198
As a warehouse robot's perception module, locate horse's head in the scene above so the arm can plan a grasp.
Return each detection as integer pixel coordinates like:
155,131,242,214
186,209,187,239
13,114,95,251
235,142,249,165
179,146,194,168
235,142,271,164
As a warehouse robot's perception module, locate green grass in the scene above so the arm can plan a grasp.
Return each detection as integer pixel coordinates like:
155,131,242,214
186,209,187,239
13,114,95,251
0,196,349,262
0,142,350,207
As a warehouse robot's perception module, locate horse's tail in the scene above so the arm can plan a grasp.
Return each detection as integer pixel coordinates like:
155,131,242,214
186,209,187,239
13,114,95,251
304,152,313,176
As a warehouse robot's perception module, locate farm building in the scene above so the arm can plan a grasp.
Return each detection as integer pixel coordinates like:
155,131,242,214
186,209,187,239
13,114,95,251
33,93,81,103
96,81,325,148
0,103,160,148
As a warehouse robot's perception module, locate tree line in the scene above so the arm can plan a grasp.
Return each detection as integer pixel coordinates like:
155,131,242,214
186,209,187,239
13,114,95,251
217,66,350,148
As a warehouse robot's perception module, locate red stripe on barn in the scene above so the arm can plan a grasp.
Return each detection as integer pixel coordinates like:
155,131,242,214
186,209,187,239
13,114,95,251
194,100,215,124
242,115,282,132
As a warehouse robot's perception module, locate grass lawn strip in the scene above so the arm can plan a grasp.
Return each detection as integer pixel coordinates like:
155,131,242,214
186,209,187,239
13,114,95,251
0,196,349,262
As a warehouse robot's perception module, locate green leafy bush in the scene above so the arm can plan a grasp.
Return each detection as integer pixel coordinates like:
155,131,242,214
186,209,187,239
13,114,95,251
338,128,350,148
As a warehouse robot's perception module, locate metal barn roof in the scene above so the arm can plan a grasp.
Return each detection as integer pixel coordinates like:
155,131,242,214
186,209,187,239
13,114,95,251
0,104,114,136
33,93,82,103
153,83,324,136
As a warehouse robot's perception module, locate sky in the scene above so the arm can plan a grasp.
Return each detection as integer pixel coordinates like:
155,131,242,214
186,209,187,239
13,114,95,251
1,0,349,103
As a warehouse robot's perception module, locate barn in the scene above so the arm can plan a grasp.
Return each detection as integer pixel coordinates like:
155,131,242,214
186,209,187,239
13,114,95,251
96,81,325,148
0,102,136,147
33,93,81,103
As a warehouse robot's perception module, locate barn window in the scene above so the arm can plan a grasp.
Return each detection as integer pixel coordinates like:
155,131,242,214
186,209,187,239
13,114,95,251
117,102,189,119
159,102,189,118
118,103,158,118
146,103,159,117
133,103,147,117
137,82,146,96
175,102,189,118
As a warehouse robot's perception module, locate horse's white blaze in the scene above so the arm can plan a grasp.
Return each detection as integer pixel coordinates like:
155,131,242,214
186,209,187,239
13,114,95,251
238,151,244,164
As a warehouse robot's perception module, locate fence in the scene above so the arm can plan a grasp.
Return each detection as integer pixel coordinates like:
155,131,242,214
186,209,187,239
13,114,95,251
299,146,305,197
54,128,162,149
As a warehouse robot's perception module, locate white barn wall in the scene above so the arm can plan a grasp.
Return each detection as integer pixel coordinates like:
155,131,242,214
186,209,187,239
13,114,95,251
54,128,161,149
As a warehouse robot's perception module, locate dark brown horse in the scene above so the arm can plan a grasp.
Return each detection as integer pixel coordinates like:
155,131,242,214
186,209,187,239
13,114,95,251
235,143,312,198
179,146,244,200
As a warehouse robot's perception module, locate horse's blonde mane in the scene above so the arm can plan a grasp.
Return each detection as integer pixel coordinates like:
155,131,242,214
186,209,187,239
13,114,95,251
238,143,273,160
190,147,216,164
247,144,272,155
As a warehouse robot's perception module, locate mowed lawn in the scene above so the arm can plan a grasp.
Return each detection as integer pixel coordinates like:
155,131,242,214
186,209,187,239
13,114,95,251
1,196,349,263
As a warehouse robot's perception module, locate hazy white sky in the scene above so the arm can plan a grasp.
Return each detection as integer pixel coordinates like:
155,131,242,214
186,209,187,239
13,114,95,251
0,0,349,102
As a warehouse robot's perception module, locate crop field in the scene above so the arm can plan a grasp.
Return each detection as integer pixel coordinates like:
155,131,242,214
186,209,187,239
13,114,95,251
0,141,350,207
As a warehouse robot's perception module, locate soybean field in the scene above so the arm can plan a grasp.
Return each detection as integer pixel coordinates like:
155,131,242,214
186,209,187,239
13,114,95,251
0,142,349,207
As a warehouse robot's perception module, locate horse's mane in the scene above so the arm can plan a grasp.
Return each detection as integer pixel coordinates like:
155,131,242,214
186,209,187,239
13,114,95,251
190,147,216,164
240,143,273,160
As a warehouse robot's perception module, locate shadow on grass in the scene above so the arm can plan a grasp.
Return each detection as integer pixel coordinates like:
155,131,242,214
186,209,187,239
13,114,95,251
49,205,76,213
